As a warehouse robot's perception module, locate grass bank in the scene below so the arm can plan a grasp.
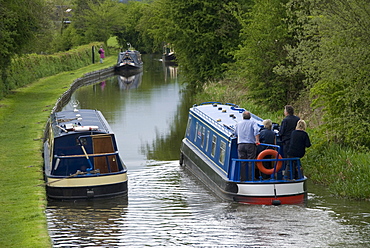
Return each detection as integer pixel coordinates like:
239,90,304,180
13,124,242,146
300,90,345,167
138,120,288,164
196,80,370,201
0,56,116,248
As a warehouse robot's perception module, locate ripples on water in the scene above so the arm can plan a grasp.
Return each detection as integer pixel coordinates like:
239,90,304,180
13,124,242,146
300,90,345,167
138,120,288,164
46,161,370,247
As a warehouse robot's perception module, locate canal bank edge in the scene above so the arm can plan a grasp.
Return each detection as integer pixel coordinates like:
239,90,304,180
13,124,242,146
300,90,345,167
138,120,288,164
52,66,115,113
0,57,116,248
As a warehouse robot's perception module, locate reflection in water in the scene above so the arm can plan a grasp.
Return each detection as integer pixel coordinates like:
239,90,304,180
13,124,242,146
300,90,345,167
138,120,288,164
48,55,370,247
117,72,143,90
47,196,128,247
163,63,178,82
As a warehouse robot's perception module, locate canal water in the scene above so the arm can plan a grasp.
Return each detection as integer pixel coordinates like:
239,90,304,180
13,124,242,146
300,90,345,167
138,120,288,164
46,55,370,247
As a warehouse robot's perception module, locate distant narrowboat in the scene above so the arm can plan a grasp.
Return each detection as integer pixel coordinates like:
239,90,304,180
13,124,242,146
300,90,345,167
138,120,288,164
180,102,307,205
114,50,143,76
162,43,176,64
43,107,128,199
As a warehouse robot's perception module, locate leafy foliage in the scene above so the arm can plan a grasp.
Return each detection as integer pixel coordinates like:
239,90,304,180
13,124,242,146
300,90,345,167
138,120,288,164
0,44,100,99
307,0,370,148
147,0,248,84
243,0,370,149
71,0,123,46
114,1,154,52
233,0,302,110
0,0,50,72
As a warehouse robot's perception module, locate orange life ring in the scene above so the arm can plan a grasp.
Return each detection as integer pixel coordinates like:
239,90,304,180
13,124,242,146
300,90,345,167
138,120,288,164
256,149,283,175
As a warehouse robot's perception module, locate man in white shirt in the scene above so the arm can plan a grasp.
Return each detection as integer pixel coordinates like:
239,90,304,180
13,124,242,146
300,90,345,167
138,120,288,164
234,111,260,181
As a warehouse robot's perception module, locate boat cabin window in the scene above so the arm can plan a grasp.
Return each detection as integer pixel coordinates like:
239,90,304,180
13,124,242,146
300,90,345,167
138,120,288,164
205,130,210,152
219,141,226,165
79,137,87,146
186,117,192,137
211,135,217,157
194,122,199,142
201,126,206,148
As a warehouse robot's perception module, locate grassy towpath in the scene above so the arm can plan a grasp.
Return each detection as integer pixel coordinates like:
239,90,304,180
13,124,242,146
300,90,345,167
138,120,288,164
0,56,116,248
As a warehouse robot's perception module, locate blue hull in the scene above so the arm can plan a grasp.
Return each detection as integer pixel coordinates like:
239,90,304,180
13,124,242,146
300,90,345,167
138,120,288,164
180,102,307,205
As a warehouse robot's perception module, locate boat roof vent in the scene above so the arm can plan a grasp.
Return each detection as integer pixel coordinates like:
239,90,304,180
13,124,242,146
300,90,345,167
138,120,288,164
216,119,221,122
222,109,226,113
218,107,222,110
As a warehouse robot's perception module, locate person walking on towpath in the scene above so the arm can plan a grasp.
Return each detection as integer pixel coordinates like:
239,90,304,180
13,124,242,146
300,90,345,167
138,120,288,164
98,46,105,63
234,111,260,181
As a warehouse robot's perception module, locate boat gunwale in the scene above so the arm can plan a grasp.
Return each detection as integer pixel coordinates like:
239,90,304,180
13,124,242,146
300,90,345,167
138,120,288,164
46,170,127,179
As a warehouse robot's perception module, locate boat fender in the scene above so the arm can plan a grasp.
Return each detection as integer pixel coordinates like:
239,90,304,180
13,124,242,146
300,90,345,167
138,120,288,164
256,149,283,175
73,126,99,131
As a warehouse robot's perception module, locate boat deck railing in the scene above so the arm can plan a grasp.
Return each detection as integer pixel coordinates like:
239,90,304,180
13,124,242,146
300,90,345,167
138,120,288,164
53,152,122,176
55,151,118,159
229,157,304,182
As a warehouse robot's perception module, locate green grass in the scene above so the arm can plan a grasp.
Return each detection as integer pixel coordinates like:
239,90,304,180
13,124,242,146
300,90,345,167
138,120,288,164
0,56,116,248
195,80,284,123
303,141,370,200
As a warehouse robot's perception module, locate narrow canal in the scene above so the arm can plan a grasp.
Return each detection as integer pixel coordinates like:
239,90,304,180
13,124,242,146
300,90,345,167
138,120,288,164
46,54,370,247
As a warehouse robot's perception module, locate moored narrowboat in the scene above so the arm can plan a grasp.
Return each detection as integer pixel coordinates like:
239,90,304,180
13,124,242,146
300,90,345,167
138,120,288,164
43,107,128,199
114,50,143,76
180,102,307,205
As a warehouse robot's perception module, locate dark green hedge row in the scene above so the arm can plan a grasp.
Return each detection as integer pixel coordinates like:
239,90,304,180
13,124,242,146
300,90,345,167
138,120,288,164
0,43,103,99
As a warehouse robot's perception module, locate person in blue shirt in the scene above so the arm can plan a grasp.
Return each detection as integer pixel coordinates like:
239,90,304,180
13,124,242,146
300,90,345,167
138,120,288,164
234,111,260,181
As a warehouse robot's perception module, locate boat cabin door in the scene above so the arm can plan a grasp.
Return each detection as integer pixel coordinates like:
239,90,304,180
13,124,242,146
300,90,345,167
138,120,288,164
92,134,119,173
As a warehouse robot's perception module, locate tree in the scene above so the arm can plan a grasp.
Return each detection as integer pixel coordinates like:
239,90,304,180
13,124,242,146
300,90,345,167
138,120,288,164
82,0,123,46
70,0,122,46
309,0,370,148
233,0,298,110
0,0,50,94
147,0,247,85
115,1,153,52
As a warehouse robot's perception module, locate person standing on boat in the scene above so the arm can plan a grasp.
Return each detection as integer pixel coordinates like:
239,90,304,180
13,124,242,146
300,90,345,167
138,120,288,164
286,120,311,178
257,119,276,179
257,119,276,154
279,105,300,157
98,46,105,63
234,111,260,181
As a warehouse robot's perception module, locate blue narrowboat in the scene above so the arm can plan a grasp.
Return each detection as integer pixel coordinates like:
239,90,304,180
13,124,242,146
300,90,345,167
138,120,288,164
180,102,307,205
43,107,128,199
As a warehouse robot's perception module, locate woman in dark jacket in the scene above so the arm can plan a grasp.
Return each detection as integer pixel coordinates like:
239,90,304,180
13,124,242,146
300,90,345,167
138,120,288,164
287,120,311,158
286,120,311,178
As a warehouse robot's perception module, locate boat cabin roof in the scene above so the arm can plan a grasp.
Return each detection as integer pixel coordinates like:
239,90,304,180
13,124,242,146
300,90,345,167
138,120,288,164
51,109,112,137
190,102,264,136
117,50,142,64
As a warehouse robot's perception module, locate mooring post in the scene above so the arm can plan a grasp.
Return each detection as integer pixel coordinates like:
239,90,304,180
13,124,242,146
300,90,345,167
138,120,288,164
92,46,95,64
